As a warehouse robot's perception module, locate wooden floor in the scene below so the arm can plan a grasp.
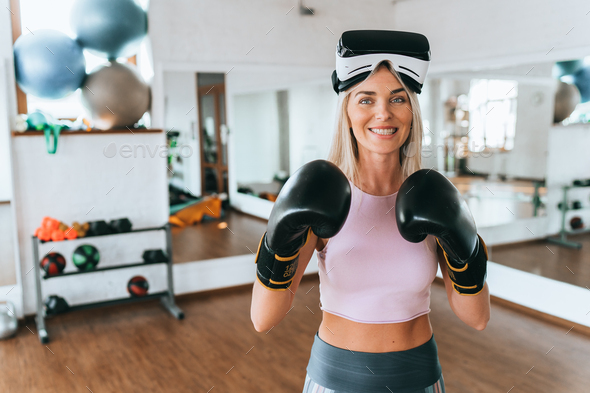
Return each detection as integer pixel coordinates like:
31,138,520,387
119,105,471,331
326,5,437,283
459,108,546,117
491,232,590,288
1,276,588,393
171,208,267,263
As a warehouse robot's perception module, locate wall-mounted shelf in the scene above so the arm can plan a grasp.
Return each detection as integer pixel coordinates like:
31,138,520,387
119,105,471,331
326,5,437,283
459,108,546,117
42,260,167,279
11,128,163,137
547,184,590,249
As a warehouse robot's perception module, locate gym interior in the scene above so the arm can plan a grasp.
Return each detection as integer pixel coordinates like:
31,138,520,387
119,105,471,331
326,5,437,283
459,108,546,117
0,0,589,392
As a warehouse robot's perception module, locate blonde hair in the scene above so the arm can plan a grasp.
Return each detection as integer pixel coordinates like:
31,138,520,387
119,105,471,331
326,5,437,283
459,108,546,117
327,61,424,189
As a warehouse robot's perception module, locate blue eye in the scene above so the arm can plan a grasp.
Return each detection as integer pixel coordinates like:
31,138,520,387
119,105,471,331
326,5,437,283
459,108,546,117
359,97,405,104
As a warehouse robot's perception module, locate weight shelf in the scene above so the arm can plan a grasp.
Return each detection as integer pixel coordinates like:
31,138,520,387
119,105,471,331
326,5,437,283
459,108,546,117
33,223,183,344
42,259,168,280
547,184,590,249
565,227,590,235
36,225,167,244
45,291,170,316
560,207,590,213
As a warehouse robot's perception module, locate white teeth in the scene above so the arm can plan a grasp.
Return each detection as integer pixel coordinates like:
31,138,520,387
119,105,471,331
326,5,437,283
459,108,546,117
369,128,397,135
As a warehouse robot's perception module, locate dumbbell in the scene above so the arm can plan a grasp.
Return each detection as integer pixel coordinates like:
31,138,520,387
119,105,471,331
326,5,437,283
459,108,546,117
44,295,69,316
109,218,132,233
142,249,168,263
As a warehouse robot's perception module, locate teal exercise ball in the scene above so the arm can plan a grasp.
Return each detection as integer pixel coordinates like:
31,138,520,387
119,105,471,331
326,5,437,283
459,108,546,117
553,60,584,79
573,66,590,103
13,30,86,99
70,0,148,59
81,61,150,130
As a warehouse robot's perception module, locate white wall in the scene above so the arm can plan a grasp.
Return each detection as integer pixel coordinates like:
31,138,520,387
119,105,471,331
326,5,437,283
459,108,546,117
11,132,169,315
288,82,337,172
395,0,590,73
0,203,16,286
504,83,554,179
148,0,398,70
233,91,280,184
0,62,13,202
149,0,590,73
163,71,201,194
0,0,22,313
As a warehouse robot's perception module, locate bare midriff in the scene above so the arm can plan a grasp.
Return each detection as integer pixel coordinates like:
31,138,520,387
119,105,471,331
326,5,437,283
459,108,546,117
318,311,433,353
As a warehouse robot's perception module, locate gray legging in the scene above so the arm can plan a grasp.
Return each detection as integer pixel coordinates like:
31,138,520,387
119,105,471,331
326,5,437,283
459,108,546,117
304,332,445,393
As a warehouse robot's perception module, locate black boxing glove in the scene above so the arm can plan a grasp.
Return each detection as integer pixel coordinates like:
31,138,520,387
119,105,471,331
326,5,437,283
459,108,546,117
395,169,488,295
255,160,351,291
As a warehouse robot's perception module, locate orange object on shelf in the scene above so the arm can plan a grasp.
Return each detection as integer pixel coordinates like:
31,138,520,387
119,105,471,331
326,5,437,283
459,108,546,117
51,230,65,242
64,228,78,240
259,192,278,202
36,216,80,241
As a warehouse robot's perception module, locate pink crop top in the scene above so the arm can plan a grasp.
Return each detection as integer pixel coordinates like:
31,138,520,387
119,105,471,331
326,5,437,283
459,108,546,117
317,180,439,324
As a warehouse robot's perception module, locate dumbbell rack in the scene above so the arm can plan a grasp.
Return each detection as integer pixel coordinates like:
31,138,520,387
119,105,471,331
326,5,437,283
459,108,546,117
32,224,184,344
547,184,590,249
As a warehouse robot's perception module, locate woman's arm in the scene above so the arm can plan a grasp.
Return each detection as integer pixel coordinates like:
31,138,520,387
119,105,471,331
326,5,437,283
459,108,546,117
437,243,491,331
250,232,320,332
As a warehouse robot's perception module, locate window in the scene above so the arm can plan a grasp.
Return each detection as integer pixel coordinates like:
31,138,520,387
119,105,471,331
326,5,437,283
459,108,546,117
468,79,518,151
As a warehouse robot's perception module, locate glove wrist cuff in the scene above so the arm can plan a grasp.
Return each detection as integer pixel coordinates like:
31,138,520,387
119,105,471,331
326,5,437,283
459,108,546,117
439,235,488,296
255,231,310,291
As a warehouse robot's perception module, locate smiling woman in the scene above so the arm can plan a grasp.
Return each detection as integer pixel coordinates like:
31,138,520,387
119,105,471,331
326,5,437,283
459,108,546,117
249,30,491,393
329,61,426,195
346,67,415,183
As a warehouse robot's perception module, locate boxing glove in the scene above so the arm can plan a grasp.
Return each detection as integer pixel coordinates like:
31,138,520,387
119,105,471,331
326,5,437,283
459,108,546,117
395,169,488,295
255,160,351,291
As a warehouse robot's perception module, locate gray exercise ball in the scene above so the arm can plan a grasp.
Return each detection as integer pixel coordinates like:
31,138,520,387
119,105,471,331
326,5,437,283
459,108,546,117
81,61,150,130
70,0,147,59
13,29,86,99
554,81,580,123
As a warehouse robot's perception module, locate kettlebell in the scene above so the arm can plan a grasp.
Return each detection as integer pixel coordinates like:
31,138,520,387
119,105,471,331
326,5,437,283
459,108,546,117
0,301,18,340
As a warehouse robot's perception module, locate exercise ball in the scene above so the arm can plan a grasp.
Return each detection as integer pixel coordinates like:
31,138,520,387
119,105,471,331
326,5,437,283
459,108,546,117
70,0,147,59
554,81,581,123
127,276,149,297
72,244,100,271
81,61,150,130
553,60,584,78
13,30,86,99
573,66,590,103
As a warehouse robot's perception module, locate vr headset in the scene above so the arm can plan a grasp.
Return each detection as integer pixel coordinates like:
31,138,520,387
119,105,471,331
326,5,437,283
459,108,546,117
331,30,431,94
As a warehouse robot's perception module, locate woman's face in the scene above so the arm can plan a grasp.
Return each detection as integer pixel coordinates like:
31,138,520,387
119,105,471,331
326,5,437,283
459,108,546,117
346,66,413,159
